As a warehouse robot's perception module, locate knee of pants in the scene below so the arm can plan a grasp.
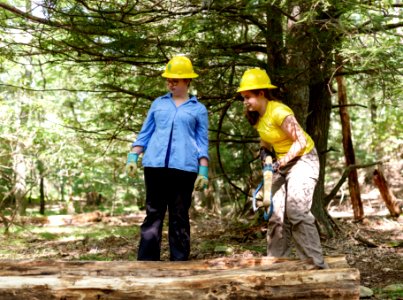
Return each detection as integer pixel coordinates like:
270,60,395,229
286,207,316,225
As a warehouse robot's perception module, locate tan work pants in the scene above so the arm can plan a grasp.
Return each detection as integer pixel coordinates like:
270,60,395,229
267,148,328,269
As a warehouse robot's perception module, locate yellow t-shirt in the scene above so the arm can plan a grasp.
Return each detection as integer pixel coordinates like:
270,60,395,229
255,101,314,159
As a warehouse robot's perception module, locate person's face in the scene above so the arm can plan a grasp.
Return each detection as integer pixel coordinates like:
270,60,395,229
240,90,264,112
166,78,189,95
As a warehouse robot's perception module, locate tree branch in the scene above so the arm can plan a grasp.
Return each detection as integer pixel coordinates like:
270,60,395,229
324,160,385,207
0,2,67,29
355,21,403,34
332,103,367,109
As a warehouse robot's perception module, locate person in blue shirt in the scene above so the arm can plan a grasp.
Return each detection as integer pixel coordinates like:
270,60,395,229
126,56,209,261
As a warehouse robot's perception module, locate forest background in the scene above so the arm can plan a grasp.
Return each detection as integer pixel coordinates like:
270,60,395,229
0,1,401,295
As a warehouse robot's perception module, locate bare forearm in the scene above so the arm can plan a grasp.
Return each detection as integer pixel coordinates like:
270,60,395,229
279,115,307,166
131,146,144,154
280,140,305,166
199,157,208,167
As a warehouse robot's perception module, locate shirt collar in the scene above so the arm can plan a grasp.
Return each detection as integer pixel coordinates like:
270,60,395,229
163,92,198,103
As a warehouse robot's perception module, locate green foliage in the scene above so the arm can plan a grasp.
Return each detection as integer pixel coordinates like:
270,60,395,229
78,254,114,261
327,75,401,169
38,232,59,240
0,0,401,222
373,286,403,300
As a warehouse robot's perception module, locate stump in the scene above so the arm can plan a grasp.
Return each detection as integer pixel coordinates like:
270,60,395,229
0,256,359,299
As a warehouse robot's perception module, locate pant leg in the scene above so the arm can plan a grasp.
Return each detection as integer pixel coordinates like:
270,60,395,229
266,172,293,257
285,149,328,269
137,167,169,261
167,169,197,261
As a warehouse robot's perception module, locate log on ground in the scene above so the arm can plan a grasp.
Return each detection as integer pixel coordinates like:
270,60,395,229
0,256,360,300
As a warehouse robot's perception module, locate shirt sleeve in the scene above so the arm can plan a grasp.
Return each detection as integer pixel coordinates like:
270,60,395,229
272,103,294,127
132,101,157,148
196,105,209,160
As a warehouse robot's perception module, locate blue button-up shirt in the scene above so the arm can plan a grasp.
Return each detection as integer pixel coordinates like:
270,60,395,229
132,93,209,173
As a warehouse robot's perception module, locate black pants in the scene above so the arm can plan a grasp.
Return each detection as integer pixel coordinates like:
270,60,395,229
137,167,197,261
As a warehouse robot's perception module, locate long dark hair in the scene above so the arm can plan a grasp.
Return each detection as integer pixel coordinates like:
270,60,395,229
244,89,279,126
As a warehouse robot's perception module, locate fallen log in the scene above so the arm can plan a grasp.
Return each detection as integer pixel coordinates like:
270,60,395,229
373,169,401,218
11,211,105,226
5,211,145,227
0,255,350,276
0,256,359,299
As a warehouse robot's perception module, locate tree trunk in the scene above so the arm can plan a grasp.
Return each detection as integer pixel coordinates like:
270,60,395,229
39,176,45,215
13,140,27,216
373,169,401,217
306,6,342,237
265,2,285,81
284,2,311,125
36,159,46,215
0,256,360,299
307,81,333,236
60,171,66,202
336,62,364,222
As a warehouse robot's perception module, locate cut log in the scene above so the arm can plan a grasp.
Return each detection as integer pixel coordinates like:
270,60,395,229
0,256,359,299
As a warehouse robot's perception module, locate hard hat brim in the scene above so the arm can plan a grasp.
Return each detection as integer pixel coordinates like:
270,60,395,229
161,72,199,79
237,83,277,92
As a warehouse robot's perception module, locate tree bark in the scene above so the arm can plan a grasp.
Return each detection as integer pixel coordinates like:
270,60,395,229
0,256,360,299
336,61,364,221
284,3,311,125
305,7,341,237
265,2,285,82
373,169,401,217
307,81,333,236
0,256,350,276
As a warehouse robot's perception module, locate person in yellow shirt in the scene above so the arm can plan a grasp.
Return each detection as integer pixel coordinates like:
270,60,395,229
237,68,328,269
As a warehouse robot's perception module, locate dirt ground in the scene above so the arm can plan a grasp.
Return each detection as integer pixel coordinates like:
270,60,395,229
0,197,401,299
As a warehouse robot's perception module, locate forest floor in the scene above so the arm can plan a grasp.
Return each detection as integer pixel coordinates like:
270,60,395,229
0,157,402,299
0,198,402,299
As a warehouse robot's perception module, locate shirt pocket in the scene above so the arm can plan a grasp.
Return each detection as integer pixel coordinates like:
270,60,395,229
177,109,197,130
154,109,172,127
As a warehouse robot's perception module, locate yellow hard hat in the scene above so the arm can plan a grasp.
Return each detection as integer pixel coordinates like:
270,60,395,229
237,68,277,92
161,56,198,79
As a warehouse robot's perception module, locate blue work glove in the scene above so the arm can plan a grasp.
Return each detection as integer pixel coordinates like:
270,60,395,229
126,152,139,177
194,166,208,191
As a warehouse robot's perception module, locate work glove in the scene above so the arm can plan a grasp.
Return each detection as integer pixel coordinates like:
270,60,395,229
259,147,275,167
272,161,281,173
194,166,208,191
126,152,139,177
260,147,281,173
